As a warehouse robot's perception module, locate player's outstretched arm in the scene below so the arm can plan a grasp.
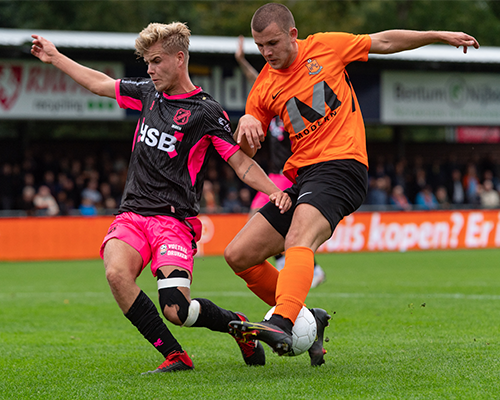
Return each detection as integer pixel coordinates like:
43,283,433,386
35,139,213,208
228,150,291,213
369,30,479,54
31,35,116,98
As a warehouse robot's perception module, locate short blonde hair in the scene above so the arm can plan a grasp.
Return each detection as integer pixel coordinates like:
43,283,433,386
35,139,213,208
135,22,191,58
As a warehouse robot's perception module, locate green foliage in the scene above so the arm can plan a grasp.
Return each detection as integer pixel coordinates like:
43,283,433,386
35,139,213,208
1,0,499,45
1,249,500,399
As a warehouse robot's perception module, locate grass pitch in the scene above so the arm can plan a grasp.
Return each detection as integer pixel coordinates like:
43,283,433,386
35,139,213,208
1,249,499,399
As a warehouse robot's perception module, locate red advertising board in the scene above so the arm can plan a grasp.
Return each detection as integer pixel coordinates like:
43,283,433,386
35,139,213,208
1,210,499,261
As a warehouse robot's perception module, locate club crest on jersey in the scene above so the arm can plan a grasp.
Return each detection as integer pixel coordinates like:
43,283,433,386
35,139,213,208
306,59,323,75
174,108,191,125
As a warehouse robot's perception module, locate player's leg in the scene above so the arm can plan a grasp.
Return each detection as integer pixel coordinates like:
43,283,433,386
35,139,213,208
275,203,332,324
311,261,326,288
102,238,190,373
225,212,286,306
227,206,331,356
230,160,367,359
153,263,265,366
101,213,194,373
149,216,265,366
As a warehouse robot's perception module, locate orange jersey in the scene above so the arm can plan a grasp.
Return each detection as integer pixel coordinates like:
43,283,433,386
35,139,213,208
246,32,371,182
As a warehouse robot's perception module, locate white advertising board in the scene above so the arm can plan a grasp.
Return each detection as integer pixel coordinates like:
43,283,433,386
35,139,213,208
381,71,500,125
0,59,125,120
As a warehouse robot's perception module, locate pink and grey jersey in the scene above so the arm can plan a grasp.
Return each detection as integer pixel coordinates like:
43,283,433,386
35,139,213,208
115,78,239,219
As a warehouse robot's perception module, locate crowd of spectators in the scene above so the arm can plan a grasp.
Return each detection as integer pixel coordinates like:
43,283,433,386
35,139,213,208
1,144,499,217
365,153,500,211
0,148,128,217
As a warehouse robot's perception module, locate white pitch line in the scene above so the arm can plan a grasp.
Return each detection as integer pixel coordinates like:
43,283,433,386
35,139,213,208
2,291,500,301
193,291,500,301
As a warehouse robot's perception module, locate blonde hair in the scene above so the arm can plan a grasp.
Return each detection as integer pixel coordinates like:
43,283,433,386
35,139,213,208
135,22,191,58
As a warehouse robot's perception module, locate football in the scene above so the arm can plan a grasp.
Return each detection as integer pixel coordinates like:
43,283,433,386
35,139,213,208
264,306,317,356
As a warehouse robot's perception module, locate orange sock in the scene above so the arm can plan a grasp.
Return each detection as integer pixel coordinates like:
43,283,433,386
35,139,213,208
236,260,278,306
274,246,314,323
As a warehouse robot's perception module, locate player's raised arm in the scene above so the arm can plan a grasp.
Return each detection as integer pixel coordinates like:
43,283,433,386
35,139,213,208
235,35,259,84
227,149,291,213
369,30,479,55
31,34,117,98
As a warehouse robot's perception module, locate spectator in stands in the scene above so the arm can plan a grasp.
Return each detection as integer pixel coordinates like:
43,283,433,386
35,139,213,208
478,180,500,209
415,185,438,210
0,163,14,210
108,171,125,206
33,185,60,216
219,164,242,206
389,184,411,211
447,168,465,205
19,185,36,216
435,185,451,209
366,176,389,207
391,159,408,193
79,196,98,216
81,178,103,208
463,162,480,204
483,169,500,192
42,170,58,196
201,180,220,213
222,188,243,213
99,182,117,212
410,167,428,203
239,187,253,211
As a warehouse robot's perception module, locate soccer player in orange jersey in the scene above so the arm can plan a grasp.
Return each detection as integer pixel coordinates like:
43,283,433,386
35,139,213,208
235,35,327,288
226,3,479,365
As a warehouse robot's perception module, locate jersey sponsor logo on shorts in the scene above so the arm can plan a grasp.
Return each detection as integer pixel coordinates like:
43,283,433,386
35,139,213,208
173,108,191,125
139,119,184,157
306,59,323,75
160,243,189,260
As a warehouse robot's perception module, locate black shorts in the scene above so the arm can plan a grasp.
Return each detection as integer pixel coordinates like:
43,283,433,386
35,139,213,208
259,159,368,238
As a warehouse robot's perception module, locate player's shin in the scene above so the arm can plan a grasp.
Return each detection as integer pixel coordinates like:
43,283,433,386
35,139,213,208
184,298,241,332
125,290,182,357
273,246,314,325
236,260,278,306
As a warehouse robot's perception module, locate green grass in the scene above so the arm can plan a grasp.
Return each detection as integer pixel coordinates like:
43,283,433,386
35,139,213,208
1,250,500,399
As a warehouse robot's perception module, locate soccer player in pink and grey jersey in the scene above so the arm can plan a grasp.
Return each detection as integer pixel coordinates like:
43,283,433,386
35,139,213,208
31,22,291,373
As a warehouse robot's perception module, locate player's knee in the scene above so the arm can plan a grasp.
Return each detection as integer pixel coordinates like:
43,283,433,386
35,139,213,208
104,262,126,289
157,269,191,326
224,244,244,272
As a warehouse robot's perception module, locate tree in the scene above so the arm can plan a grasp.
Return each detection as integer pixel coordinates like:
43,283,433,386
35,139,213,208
1,0,498,46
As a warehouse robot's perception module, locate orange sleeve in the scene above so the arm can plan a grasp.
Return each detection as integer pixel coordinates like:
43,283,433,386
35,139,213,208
314,32,371,65
244,67,275,133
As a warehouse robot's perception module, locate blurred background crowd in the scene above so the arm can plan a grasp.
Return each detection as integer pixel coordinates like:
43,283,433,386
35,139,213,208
1,142,499,217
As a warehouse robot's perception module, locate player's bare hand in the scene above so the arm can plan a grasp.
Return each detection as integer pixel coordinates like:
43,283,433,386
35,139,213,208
441,31,479,54
237,114,265,150
269,191,291,214
31,35,60,64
